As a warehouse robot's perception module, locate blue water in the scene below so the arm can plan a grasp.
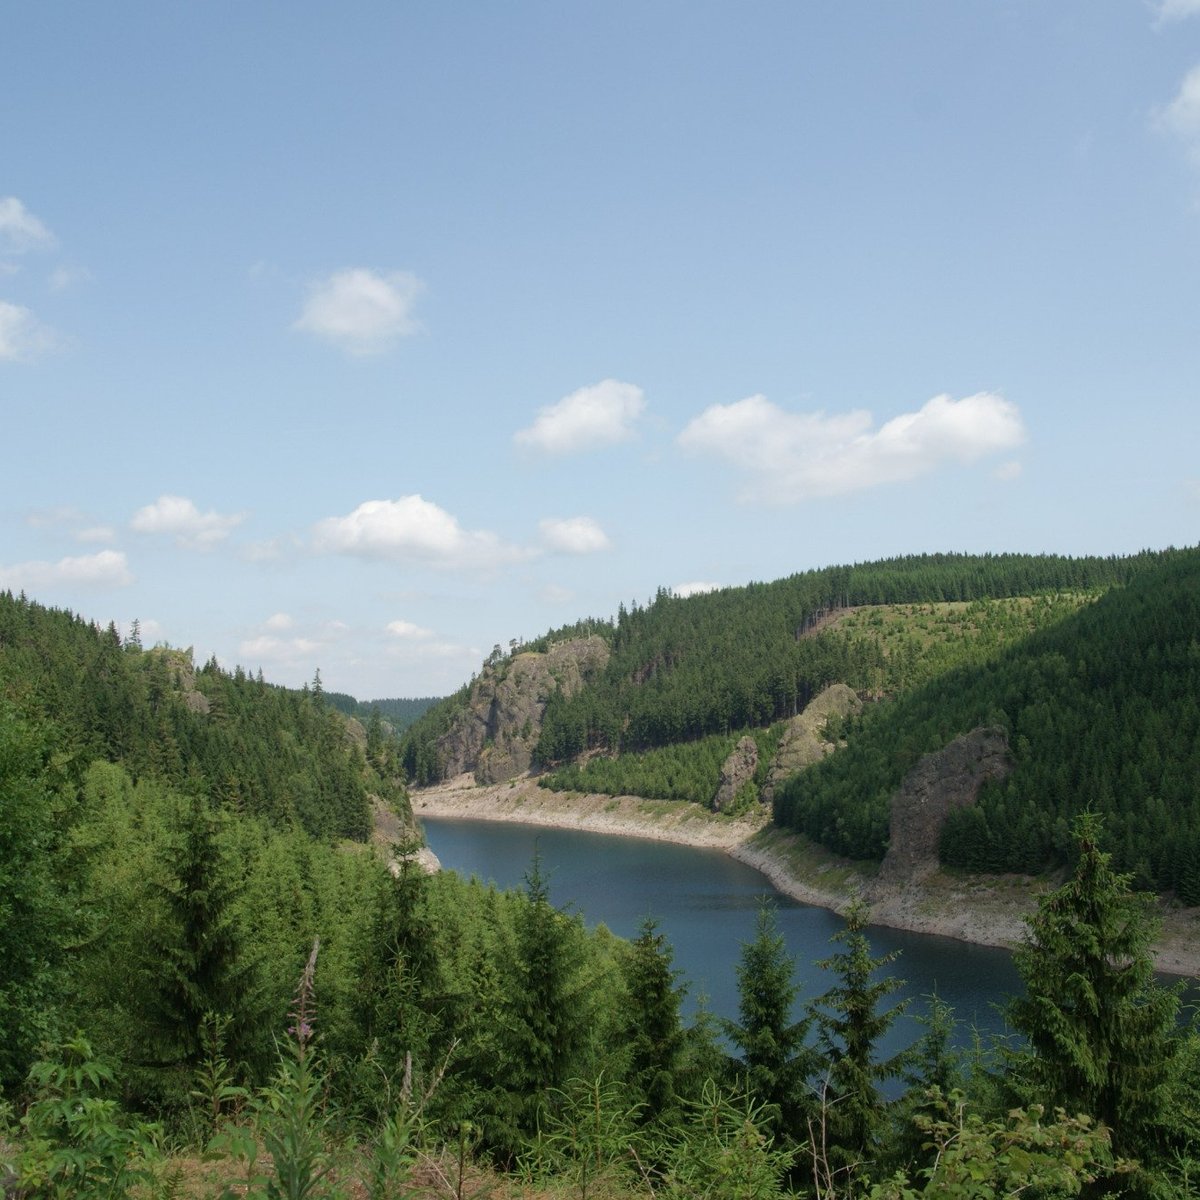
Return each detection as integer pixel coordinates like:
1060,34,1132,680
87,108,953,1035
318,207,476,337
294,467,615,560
421,817,1026,1056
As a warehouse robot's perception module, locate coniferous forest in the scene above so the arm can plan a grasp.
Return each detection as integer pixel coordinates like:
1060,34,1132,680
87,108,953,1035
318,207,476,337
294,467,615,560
2,550,1199,1197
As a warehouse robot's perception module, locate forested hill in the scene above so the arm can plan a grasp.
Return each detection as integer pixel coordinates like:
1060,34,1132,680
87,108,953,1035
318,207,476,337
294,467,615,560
775,547,1200,898
401,548,1175,777
323,691,442,733
0,590,406,841
399,546,1199,897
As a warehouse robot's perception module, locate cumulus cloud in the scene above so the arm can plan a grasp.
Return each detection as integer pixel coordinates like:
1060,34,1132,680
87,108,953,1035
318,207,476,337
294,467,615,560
0,197,56,254
265,612,294,631
386,618,434,639
130,494,246,549
514,379,645,455
538,516,612,555
312,495,530,569
294,267,423,355
1158,63,1200,159
673,581,721,598
0,300,58,362
0,549,132,591
678,391,1026,504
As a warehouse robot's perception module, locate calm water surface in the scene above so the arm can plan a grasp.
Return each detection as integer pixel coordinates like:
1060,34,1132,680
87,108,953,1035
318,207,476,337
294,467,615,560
422,817,1026,1055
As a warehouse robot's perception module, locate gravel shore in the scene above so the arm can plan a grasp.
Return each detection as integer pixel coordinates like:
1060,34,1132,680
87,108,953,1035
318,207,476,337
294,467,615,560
411,774,1200,979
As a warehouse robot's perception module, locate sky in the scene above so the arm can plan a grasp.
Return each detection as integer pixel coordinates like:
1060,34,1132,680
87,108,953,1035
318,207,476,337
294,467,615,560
3,2,1199,700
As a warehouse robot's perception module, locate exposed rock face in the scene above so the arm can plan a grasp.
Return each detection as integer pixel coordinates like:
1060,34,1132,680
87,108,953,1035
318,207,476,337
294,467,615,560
437,636,610,784
872,726,1013,894
713,735,759,812
763,683,862,803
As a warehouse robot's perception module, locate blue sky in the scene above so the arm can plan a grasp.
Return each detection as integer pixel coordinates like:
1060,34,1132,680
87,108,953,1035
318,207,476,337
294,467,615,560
3,2,1199,699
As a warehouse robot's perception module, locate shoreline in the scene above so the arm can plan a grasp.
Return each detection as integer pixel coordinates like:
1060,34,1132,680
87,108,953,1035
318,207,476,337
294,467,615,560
411,774,1200,980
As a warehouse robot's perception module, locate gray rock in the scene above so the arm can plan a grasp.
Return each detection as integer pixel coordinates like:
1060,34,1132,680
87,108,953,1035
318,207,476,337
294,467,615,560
872,726,1013,893
762,683,862,803
437,636,611,784
713,735,759,812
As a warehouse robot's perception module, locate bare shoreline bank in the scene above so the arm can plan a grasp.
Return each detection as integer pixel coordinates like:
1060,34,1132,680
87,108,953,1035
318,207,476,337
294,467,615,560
410,775,1200,979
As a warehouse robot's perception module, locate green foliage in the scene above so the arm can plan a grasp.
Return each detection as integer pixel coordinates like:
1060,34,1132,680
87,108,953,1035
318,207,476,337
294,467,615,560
621,918,688,1125
1007,815,1186,1177
657,1079,797,1200
776,549,1200,883
865,1090,1121,1199
0,703,68,1091
541,724,784,808
8,1034,163,1199
810,899,910,1174
519,1072,643,1199
724,903,817,1146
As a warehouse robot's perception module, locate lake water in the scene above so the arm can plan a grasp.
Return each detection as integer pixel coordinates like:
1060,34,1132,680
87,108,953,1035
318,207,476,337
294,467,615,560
422,817,1027,1058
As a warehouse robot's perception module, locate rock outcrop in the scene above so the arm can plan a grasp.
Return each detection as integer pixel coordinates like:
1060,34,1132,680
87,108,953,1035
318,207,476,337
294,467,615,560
762,683,862,802
872,726,1013,894
437,636,610,784
713,735,759,812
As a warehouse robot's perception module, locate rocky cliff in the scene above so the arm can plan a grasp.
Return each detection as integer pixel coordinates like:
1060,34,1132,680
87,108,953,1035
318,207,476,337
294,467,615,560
762,683,862,803
713,735,759,812
437,636,611,784
871,726,1013,894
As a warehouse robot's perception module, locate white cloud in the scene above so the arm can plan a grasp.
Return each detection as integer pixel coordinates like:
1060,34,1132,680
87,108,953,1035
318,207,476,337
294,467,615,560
0,549,132,591
239,635,322,663
0,197,56,254
993,460,1023,481
541,583,576,605
386,618,434,639
130,494,246,549
0,300,57,362
1158,63,1200,160
1154,0,1200,24
294,267,423,355
76,525,116,543
678,391,1026,504
673,580,721,598
48,264,91,292
514,379,645,455
312,495,530,569
265,612,294,631
538,516,612,555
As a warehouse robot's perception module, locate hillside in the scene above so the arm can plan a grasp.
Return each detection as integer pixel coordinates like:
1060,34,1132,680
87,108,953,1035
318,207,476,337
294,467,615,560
0,590,409,841
400,547,1199,897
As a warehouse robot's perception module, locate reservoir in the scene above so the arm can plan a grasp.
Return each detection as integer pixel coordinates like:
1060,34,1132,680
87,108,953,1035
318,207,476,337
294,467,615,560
422,817,1026,1056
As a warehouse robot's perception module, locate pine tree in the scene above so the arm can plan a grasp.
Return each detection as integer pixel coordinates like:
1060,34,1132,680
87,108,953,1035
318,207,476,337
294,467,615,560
141,790,260,1094
621,917,687,1124
809,898,909,1173
503,848,588,1143
1007,813,1184,1172
0,705,67,1090
724,902,817,1145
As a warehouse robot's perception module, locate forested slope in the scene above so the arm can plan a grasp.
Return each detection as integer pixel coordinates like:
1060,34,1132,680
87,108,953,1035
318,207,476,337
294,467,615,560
0,590,404,841
775,548,1200,898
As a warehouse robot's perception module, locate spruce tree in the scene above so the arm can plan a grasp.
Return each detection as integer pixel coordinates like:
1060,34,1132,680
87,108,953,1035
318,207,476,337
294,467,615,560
141,790,260,1094
724,901,817,1145
809,898,909,1172
1007,813,1184,1172
621,917,687,1124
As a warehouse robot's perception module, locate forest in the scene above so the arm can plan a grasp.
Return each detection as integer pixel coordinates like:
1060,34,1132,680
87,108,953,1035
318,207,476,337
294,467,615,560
402,547,1200,900
2,567,1199,1196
